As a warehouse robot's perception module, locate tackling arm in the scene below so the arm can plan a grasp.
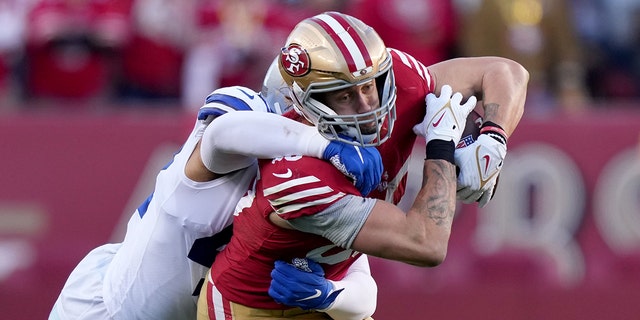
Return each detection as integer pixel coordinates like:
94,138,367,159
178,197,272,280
269,255,377,320
193,111,382,196
200,111,328,174
322,254,377,320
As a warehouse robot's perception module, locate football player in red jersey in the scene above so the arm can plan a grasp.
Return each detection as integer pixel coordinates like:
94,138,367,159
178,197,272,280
198,11,528,320
48,84,383,320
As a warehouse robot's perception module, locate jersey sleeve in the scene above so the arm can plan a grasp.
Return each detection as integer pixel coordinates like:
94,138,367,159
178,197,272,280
197,86,330,174
200,112,329,174
258,156,361,220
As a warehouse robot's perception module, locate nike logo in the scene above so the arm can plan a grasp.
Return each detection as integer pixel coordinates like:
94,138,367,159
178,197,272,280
354,146,364,163
296,289,322,301
475,147,498,188
482,155,491,175
237,88,255,100
272,168,292,179
432,112,446,127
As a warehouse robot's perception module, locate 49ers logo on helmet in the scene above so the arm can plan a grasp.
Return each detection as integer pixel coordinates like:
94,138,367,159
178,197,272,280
280,44,310,77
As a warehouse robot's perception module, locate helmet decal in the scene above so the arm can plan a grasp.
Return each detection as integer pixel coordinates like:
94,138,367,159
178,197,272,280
280,44,310,77
311,12,373,76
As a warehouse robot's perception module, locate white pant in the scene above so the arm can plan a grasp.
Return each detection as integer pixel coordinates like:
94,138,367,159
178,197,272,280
49,244,120,320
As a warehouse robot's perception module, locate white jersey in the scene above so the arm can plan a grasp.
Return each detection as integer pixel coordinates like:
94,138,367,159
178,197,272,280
50,87,274,320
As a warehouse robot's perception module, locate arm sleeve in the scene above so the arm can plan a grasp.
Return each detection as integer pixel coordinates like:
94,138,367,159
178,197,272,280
322,254,378,320
286,195,377,249
200,112,330,174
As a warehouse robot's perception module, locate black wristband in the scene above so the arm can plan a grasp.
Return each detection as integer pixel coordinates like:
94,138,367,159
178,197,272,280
426,140,455,165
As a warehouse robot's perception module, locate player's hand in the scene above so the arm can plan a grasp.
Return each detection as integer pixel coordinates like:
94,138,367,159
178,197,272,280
454,134,507,207
269,258,344,311
323,141,383,196
413,84,477,145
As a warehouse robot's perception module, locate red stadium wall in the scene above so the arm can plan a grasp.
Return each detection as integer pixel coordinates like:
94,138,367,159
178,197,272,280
0,108,639,320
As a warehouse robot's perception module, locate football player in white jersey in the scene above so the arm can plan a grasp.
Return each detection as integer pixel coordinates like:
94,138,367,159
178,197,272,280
48,86,381,320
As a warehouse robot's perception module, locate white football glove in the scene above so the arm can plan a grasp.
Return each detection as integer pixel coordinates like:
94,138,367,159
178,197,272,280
413,85,477,145
454,134,507,207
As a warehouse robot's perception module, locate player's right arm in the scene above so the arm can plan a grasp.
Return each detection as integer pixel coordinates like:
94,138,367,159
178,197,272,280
197,111,329,176
270,87,474,267
352,159,457,266
184,86,327,182
185,111,328,181
352,86,475,266
185,87,382,196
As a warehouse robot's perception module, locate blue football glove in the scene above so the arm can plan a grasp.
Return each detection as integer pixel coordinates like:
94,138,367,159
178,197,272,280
269,258,344,311
323,140,383,196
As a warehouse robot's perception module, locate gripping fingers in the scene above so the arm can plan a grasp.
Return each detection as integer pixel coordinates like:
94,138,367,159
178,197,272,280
451,92,463,107
456,186,476,202
457,181,496,206
269,281,288,298
459,94,477,117
478,188,494,208
439,84,453,101
457,186,483,203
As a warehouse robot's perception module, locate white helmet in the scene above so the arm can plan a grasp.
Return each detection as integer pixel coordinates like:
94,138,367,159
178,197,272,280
261,57,294,115
277,11,396,147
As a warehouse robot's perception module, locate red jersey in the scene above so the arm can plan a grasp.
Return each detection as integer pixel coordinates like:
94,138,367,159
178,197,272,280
211,155,363,309
209,49,434,308
368,48,434,204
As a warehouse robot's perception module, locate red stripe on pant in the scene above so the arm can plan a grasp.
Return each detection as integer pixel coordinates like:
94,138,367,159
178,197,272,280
206,279,233,319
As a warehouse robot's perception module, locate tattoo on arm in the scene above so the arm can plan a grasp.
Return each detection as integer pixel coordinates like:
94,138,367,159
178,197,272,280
423,160,456,226
483,103,500,122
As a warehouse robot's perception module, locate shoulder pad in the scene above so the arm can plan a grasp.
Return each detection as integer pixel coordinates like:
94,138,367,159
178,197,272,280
198,86,274,123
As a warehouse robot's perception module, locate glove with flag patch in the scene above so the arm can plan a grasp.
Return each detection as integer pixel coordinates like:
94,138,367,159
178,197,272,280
323,141,383,196
454,125,507,207
269,258,344,311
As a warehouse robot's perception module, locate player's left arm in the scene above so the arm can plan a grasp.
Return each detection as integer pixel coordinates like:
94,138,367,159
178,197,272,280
323,254,377,320
262,158,378,319
269,255,376,320
427,57,529,206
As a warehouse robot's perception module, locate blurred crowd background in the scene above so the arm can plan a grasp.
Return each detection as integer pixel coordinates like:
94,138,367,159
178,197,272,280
2,1,640,319
1,0,639,114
